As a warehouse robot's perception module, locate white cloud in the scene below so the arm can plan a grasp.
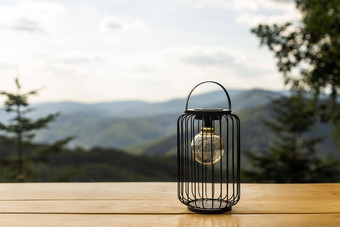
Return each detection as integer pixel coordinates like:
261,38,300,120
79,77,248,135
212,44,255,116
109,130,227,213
1,43,282,103
98,17,148,33
232,0,294,12
236,10,300,26
0,1,65,34
163,46,274,71
115,46,282,98
182,0,301,26
182,0,294,11
51,52,103,65
5,18,45,33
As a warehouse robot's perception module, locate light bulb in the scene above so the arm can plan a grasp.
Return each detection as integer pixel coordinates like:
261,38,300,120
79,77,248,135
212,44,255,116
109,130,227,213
191,126,224,165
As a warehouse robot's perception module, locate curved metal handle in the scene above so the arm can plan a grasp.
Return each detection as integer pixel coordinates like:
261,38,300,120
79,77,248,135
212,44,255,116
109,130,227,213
185,81,232,111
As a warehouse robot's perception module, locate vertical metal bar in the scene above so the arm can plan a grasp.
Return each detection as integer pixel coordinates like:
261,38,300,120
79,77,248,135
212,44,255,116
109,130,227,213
205,117,209,207
181,114,189,203
189,115,196,205
232,114,241,203
230,115,235,202
179,115,185,202
201,116,205,208
226,115,229,201
238,115,241,203
196,117,201,200
218,116,223,208
210,116,214,209
177,115,181,202
188,116,193,201
181,115,186,203
185,115,190,202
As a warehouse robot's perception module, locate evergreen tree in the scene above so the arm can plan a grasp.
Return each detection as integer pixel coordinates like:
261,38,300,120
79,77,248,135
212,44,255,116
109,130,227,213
245,0,340,182
0,78,72,181
244,92,339,183
251,0,340,139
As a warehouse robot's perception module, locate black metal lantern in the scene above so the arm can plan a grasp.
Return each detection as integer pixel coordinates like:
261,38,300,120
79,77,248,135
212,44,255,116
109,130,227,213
177,81,240,214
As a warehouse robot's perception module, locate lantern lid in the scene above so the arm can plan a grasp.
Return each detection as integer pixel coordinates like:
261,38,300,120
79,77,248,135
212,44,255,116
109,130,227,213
185,108,231,120
185,108,231,114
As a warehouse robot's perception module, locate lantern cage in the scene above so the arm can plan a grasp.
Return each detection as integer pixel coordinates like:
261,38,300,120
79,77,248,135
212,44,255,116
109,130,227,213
177,81,240,214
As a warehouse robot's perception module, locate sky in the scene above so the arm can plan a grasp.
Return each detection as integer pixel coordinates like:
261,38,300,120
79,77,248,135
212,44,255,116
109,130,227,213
0,0,300,103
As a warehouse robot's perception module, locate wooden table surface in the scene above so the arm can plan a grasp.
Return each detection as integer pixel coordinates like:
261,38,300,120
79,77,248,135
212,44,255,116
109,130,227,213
0,183,339,226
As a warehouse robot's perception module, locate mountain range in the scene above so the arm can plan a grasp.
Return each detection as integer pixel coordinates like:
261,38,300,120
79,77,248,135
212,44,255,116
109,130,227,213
27,89,281,148
0,88,336,160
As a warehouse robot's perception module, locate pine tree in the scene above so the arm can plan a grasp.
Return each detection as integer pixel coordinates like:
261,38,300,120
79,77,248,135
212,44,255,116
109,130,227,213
0,78,72,181
244,92,339,183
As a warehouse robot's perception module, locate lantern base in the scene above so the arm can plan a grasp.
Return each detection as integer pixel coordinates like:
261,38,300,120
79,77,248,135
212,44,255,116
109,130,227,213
187,199,232,214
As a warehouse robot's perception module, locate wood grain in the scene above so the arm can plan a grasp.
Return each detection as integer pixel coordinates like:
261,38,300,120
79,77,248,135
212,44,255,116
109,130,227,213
0,214,339,227
0,183,339,213
0,183,339,226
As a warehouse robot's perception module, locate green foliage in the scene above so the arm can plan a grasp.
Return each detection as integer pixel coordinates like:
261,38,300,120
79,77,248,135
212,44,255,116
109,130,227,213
48,147,176,182
251,0,340,135
0,138,176,182
243,92,340,183
0,78,72,181
247,0,340,182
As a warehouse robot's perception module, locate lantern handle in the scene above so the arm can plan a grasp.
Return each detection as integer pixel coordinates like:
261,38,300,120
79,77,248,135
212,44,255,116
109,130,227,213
185,81,232,111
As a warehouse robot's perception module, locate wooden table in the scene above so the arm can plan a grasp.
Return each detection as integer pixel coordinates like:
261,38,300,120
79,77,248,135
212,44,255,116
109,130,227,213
0,183,339,226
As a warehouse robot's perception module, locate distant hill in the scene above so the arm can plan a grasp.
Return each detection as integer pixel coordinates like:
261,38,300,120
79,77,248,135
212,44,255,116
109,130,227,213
126,104,274,157
35,113,178,149
25,89,283,148
231,89,281,110
127,103,337,164
0,89,270,120
127,134,177,156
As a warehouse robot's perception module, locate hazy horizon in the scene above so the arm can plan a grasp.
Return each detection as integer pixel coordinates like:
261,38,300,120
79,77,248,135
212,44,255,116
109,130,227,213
24,87,287,105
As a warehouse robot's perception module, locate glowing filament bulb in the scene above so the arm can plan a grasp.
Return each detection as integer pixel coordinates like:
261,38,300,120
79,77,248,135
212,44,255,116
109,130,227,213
191,126,224,165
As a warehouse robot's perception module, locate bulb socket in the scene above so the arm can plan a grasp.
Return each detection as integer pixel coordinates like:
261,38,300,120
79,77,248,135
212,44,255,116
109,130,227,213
203,118,212,127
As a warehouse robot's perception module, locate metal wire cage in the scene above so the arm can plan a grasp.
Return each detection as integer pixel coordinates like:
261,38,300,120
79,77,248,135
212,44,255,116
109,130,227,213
177,81,240,214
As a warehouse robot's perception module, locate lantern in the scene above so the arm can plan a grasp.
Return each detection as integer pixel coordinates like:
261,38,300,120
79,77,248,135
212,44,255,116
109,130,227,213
177,81,240,214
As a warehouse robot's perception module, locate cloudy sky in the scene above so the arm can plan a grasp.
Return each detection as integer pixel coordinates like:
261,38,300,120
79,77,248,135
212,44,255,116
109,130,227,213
0,0,300,103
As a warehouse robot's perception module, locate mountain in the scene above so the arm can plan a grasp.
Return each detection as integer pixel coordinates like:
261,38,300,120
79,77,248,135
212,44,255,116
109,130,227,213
126,104,274,157
127,134,177,156
24,89,260,119
0,88,285,149
231,89,281,110
27,89,281,148
127,103,337,163
35,113,178,149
